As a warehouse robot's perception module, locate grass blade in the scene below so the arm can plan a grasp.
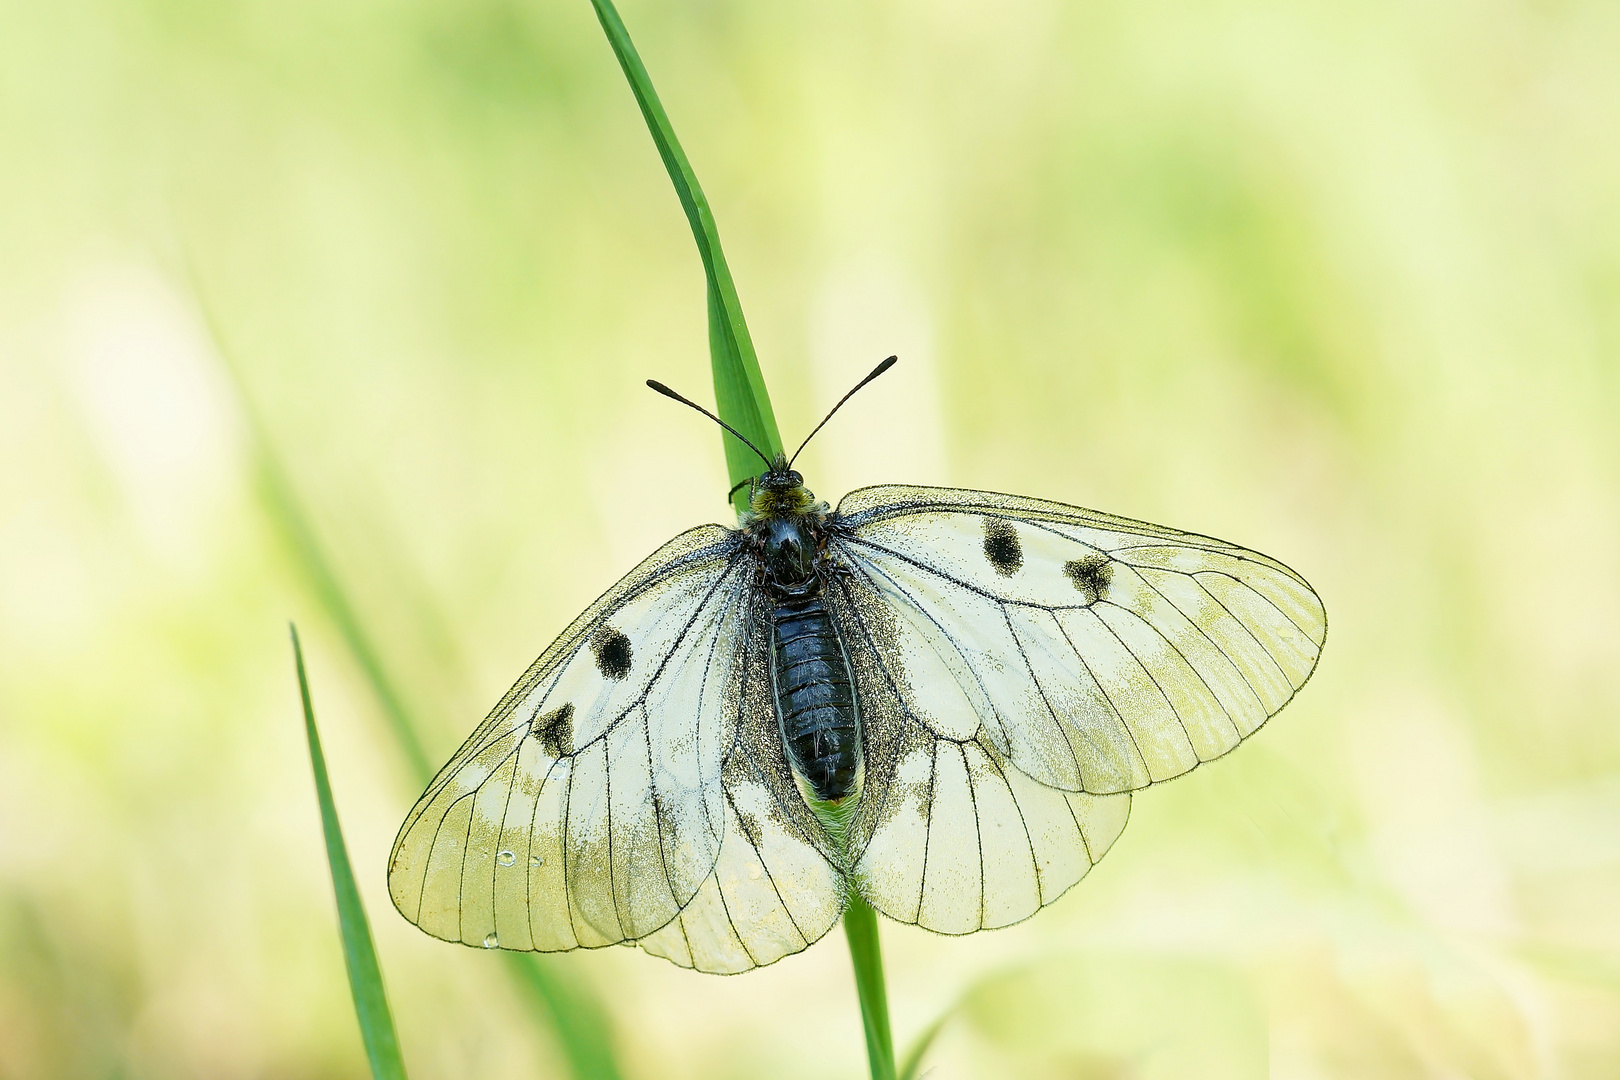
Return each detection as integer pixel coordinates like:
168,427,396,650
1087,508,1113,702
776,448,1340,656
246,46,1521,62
844,893,898,1080
589,0,784,513
185,270,625,1080
501,953,621,1080
897,1006,952,1080
185,267,434,784
265,437,627,1080
261,451,435,783
292,623,410,1080
708,280,774,513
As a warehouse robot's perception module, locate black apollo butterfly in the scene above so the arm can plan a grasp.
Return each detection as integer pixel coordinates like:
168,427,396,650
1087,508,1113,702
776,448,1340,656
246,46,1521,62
389,358,1325,973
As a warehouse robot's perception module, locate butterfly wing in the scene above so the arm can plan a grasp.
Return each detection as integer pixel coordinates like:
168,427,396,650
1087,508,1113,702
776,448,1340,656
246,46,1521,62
389,525,758,956
827,484,1325,932
389,524,848,973
634,760,848,973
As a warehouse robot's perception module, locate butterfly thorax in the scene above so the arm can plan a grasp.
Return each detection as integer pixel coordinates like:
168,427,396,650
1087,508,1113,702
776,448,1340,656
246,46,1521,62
743,458,827,523
743,461,831,594
744,462,864,809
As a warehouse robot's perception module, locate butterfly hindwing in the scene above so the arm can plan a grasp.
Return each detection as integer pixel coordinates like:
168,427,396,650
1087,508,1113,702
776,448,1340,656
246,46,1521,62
637,618,847,973
636,758,848,972
389,525,758,954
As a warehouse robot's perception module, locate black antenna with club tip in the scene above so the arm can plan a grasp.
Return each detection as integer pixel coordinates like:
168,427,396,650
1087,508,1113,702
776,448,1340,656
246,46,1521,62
787,355,898,468
645,379,775,470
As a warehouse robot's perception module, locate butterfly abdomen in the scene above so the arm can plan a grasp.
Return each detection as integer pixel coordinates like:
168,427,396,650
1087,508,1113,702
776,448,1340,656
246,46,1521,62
769,594,861,804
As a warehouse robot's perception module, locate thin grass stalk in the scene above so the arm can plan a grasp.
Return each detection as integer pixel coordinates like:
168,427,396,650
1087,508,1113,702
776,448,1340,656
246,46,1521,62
844,893,898,1080
186,270,624,1080
292,623,411,1080
183,261,433,782
267,449,625,1080
896,1004,952,1080
263,435,622,1080
588,0,784,513
261,447,434,782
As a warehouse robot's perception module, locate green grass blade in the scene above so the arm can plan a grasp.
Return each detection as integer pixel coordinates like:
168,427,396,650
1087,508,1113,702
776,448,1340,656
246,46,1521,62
589,0,783,512
261,429,625,1080
292,623,410,1080
258,408,626,1080
185,270,625,1080
707,281,772,513
259,454,435,783
501,953,622,1080
844,893,897,1080
185,270,434,784
897,1006,952,1080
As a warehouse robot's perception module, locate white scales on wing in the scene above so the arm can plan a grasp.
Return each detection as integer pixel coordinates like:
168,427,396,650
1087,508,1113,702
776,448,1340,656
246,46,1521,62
390,362,1326,974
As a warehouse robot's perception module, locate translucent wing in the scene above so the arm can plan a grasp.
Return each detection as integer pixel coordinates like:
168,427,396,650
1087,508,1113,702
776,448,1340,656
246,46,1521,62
389,526,763,958
828,484,1324,932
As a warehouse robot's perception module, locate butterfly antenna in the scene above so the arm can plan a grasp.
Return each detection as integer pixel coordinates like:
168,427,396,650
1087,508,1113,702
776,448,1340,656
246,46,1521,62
646,379,774,469
787,355,898,468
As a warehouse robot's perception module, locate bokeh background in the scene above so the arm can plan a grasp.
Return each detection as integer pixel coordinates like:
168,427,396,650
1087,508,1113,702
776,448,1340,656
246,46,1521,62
3,0,1619,1076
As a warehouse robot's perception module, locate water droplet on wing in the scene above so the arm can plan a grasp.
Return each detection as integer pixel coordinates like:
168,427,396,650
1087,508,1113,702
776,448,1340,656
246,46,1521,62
496,849,516,867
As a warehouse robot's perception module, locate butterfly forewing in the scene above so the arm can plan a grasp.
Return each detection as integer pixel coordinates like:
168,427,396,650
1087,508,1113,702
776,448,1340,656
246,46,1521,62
833,484,1325,788
388,525,759,952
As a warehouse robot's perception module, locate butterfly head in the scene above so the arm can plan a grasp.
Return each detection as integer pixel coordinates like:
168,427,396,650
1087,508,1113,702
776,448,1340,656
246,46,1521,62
645,355,897,526
748,455,821,520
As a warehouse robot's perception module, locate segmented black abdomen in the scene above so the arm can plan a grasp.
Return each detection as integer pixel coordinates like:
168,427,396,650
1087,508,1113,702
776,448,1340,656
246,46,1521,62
770,594,861,802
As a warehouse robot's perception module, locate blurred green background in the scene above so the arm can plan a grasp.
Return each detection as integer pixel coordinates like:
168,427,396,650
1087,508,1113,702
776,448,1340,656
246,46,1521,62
3,0,1619,1076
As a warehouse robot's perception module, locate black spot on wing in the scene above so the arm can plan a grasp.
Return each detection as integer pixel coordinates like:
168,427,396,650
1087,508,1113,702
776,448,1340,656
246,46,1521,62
982,517,1023,576
591,625,633,680
1063,555,1113,603
531,702,574,758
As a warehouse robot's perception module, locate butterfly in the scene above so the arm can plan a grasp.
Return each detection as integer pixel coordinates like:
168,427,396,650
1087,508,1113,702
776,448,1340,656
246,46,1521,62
388,357,1326,974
